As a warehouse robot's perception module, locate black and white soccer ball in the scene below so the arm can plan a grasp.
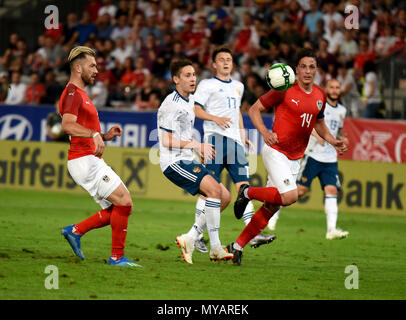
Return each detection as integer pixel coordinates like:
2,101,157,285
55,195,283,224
265,63,296,91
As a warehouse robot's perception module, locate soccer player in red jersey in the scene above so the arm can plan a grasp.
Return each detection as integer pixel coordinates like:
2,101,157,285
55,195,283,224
60,46,141,267
227,48,348,265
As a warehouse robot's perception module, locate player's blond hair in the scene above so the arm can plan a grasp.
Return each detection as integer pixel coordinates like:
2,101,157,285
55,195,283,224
68,46,95,64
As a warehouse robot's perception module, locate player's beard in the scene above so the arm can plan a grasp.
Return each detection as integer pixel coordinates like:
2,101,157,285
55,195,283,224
81,73,95,86
327,93,339,103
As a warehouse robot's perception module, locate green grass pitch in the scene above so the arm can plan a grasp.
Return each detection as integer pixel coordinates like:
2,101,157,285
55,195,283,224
0,189,405,300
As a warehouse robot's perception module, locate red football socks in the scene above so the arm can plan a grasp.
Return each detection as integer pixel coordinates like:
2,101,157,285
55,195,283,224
110,205,132,260
236,205,274,249
74,206,114,235
247,186,283,205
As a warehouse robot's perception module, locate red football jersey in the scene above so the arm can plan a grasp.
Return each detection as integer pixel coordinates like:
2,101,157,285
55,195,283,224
259,82,326,160
59,83,101,160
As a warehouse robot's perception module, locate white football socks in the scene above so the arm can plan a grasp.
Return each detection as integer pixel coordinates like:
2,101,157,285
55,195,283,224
205,198,222,249
325,195,338,232
187,197,207,240
268,208,280,230
242,201,254,225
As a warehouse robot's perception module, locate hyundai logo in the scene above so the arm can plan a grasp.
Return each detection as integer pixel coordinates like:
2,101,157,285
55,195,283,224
0,114,33,140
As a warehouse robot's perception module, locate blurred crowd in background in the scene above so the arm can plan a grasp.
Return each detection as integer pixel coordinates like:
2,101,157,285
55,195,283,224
0,0,405,118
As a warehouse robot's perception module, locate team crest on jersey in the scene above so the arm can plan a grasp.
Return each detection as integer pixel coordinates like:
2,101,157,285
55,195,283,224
317,100,323,110
236,88,241,96
284,179,290,185
193,166,202,173
102,175,110,183
301,176,308,183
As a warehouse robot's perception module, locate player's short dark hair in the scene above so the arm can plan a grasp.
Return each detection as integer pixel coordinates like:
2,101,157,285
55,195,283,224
170,59,194,78
295,48,318,67
212,46,233,62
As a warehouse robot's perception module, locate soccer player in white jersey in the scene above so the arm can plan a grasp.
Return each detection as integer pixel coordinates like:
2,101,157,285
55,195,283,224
157,59,233,264
267,79,349,239
193,47,276,252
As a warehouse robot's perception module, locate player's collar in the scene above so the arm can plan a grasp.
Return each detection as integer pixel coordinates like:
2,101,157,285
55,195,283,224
214,76,232,83
326,100,338,108
174,88,189,102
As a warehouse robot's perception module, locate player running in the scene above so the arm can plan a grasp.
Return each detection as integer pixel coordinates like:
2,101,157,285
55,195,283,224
193,46,275,253
60,46,141,267
268,79,349,240
227,48,348,265
157,59,233,264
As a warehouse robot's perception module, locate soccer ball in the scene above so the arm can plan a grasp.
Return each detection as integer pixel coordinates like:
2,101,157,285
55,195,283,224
51,123,62,136
265,63,295,91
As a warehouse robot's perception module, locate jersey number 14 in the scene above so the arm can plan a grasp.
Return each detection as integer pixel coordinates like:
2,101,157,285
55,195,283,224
300,113,313,128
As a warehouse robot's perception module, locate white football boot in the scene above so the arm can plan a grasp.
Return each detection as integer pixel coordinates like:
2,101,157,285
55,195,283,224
176,234,195,264
326,228,349,240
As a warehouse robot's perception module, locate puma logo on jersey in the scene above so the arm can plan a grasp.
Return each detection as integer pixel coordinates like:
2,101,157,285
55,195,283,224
291,99,299,106
85,101,90,104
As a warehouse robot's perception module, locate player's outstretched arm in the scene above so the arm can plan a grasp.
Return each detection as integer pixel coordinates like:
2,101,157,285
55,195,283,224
248,99,278,146
194,104,232,129
62,113,105,156
102,125,123,141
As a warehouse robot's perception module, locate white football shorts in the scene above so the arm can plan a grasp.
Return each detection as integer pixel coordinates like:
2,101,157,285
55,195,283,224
67,155,123,209
262,144,301,194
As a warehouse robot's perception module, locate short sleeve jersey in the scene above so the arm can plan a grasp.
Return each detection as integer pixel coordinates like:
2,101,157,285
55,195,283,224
194,77,245,145
259,82,326,160
306,101,346,163
157,90,196,171
59,83,101,160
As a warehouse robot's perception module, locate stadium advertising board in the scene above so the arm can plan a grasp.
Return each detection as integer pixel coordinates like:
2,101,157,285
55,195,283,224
0,105,272,153
1,140,405,215
338,118,406,163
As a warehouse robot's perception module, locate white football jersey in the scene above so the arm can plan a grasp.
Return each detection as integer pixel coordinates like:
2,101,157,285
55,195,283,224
194,77,244,145
157,90,196,171
306,101,347,163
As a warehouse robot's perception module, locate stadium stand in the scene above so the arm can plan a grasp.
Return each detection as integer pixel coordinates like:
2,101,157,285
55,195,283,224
0,0,405,118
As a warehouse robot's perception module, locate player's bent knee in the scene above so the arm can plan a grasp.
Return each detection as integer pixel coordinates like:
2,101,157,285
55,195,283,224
324,185,338,196
205,183,222,199
114,194,133,208
280,191,298,206
221,188,231,207
297,189,307,198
